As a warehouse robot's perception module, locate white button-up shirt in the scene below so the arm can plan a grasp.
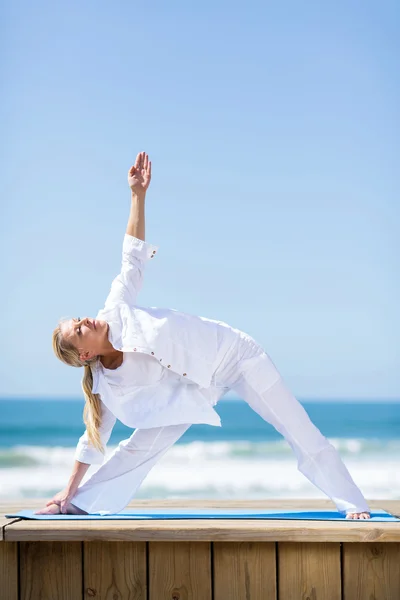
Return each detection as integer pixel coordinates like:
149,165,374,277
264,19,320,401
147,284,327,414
75,234,229,464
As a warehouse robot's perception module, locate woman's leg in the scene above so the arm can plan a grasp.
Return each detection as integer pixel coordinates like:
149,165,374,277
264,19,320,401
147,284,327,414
216,332,370,515
71,423,191,514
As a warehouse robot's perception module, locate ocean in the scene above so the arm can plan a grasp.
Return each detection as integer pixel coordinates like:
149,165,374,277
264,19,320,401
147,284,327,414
1,398,399,503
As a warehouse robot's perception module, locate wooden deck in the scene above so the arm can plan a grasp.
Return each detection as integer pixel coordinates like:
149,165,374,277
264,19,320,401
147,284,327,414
1,499,400,599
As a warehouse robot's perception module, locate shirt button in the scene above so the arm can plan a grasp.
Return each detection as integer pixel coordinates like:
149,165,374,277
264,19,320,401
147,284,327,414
167,365,171,368
159,358,162,361
151,352,154,355
134,348,137,351
183,373,187,376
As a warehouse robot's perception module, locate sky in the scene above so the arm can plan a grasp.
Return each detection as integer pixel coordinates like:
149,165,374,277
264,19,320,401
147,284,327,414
1,0,399,400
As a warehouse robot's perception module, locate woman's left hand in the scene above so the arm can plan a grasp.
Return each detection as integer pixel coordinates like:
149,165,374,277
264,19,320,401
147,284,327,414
128,151,151,194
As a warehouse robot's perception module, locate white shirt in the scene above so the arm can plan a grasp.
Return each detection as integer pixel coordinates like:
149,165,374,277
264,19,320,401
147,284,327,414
75,234,233,464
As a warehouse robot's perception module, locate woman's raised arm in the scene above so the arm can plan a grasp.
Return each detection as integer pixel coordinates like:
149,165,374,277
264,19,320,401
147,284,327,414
102,152,158,309
126,151,152,241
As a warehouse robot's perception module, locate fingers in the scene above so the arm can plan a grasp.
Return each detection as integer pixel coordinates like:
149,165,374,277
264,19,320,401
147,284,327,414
135,151,146,170
131,152,150,169
46,498,60,507
143,152,151,174
60,498,72,514
136,151,150,171
129,152,151,185
135,152,142,169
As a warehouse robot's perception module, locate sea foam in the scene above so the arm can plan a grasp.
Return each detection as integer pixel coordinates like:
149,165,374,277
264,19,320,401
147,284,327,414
1,439,399,502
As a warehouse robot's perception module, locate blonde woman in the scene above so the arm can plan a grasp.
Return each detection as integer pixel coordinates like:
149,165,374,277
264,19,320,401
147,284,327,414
36,151,371,519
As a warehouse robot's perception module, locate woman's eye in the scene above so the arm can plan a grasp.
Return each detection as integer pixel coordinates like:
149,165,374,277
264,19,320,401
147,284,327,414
77,326,81,335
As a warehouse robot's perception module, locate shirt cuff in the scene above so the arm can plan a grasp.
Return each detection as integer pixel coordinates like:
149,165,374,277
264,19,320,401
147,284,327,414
123,234,159,261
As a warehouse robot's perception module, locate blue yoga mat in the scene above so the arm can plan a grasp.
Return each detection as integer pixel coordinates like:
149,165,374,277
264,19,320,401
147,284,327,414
5,508,399,521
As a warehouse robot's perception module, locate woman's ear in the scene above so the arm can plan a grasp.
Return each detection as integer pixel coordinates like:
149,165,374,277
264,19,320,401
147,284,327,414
80,350,94,362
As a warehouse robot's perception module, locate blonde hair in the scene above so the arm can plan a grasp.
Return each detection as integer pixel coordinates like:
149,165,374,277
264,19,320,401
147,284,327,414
52,321,104,454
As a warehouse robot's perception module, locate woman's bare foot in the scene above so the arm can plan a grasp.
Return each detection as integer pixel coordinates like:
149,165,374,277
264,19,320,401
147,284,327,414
34,502,88,515
346,512,371,519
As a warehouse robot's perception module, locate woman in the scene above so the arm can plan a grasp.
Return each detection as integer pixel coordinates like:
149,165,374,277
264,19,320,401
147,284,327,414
36,151,371,519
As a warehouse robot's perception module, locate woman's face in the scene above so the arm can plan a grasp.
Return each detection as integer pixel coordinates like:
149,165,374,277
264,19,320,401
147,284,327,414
60,317,109,362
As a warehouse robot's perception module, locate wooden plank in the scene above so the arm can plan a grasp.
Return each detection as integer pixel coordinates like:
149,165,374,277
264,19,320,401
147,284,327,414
213,542,276,600
149,541,211,600
278,542,341,600
83,541,147,599
5,518,400,543
377,500,400,518
3,499,400,544
342,542,400,600
1,501,48,516
20,541,82,600
0,541,18,600
1,517,21,541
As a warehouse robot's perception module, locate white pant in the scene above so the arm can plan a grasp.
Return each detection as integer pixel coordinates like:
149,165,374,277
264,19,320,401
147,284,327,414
71,327,370,515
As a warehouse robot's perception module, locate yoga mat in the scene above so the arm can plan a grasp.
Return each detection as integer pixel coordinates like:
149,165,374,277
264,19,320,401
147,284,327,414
5,508,399,521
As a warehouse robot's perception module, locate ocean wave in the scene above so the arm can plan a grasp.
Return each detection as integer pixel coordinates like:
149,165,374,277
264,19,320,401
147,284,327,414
1,437,399,469
1,458,399,502
1,439,400,502
0,453,39,468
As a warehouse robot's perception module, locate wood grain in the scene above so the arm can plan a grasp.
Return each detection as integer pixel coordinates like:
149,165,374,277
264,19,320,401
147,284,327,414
149,541,211,600
213,542,276,600
342,542,400,600
4,518,400,542
0,541,18,600
83,541,146,600
20,541,82,600
278,542,341,600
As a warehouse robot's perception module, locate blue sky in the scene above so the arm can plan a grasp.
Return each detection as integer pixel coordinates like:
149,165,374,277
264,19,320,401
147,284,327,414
1,0,399,400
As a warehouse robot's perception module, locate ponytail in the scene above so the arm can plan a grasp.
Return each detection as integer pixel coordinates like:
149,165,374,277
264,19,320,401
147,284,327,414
82,365,104,454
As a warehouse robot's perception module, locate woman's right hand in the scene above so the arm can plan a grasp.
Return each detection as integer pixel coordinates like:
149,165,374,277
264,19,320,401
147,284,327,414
45,487,76,514
128,151,151,194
